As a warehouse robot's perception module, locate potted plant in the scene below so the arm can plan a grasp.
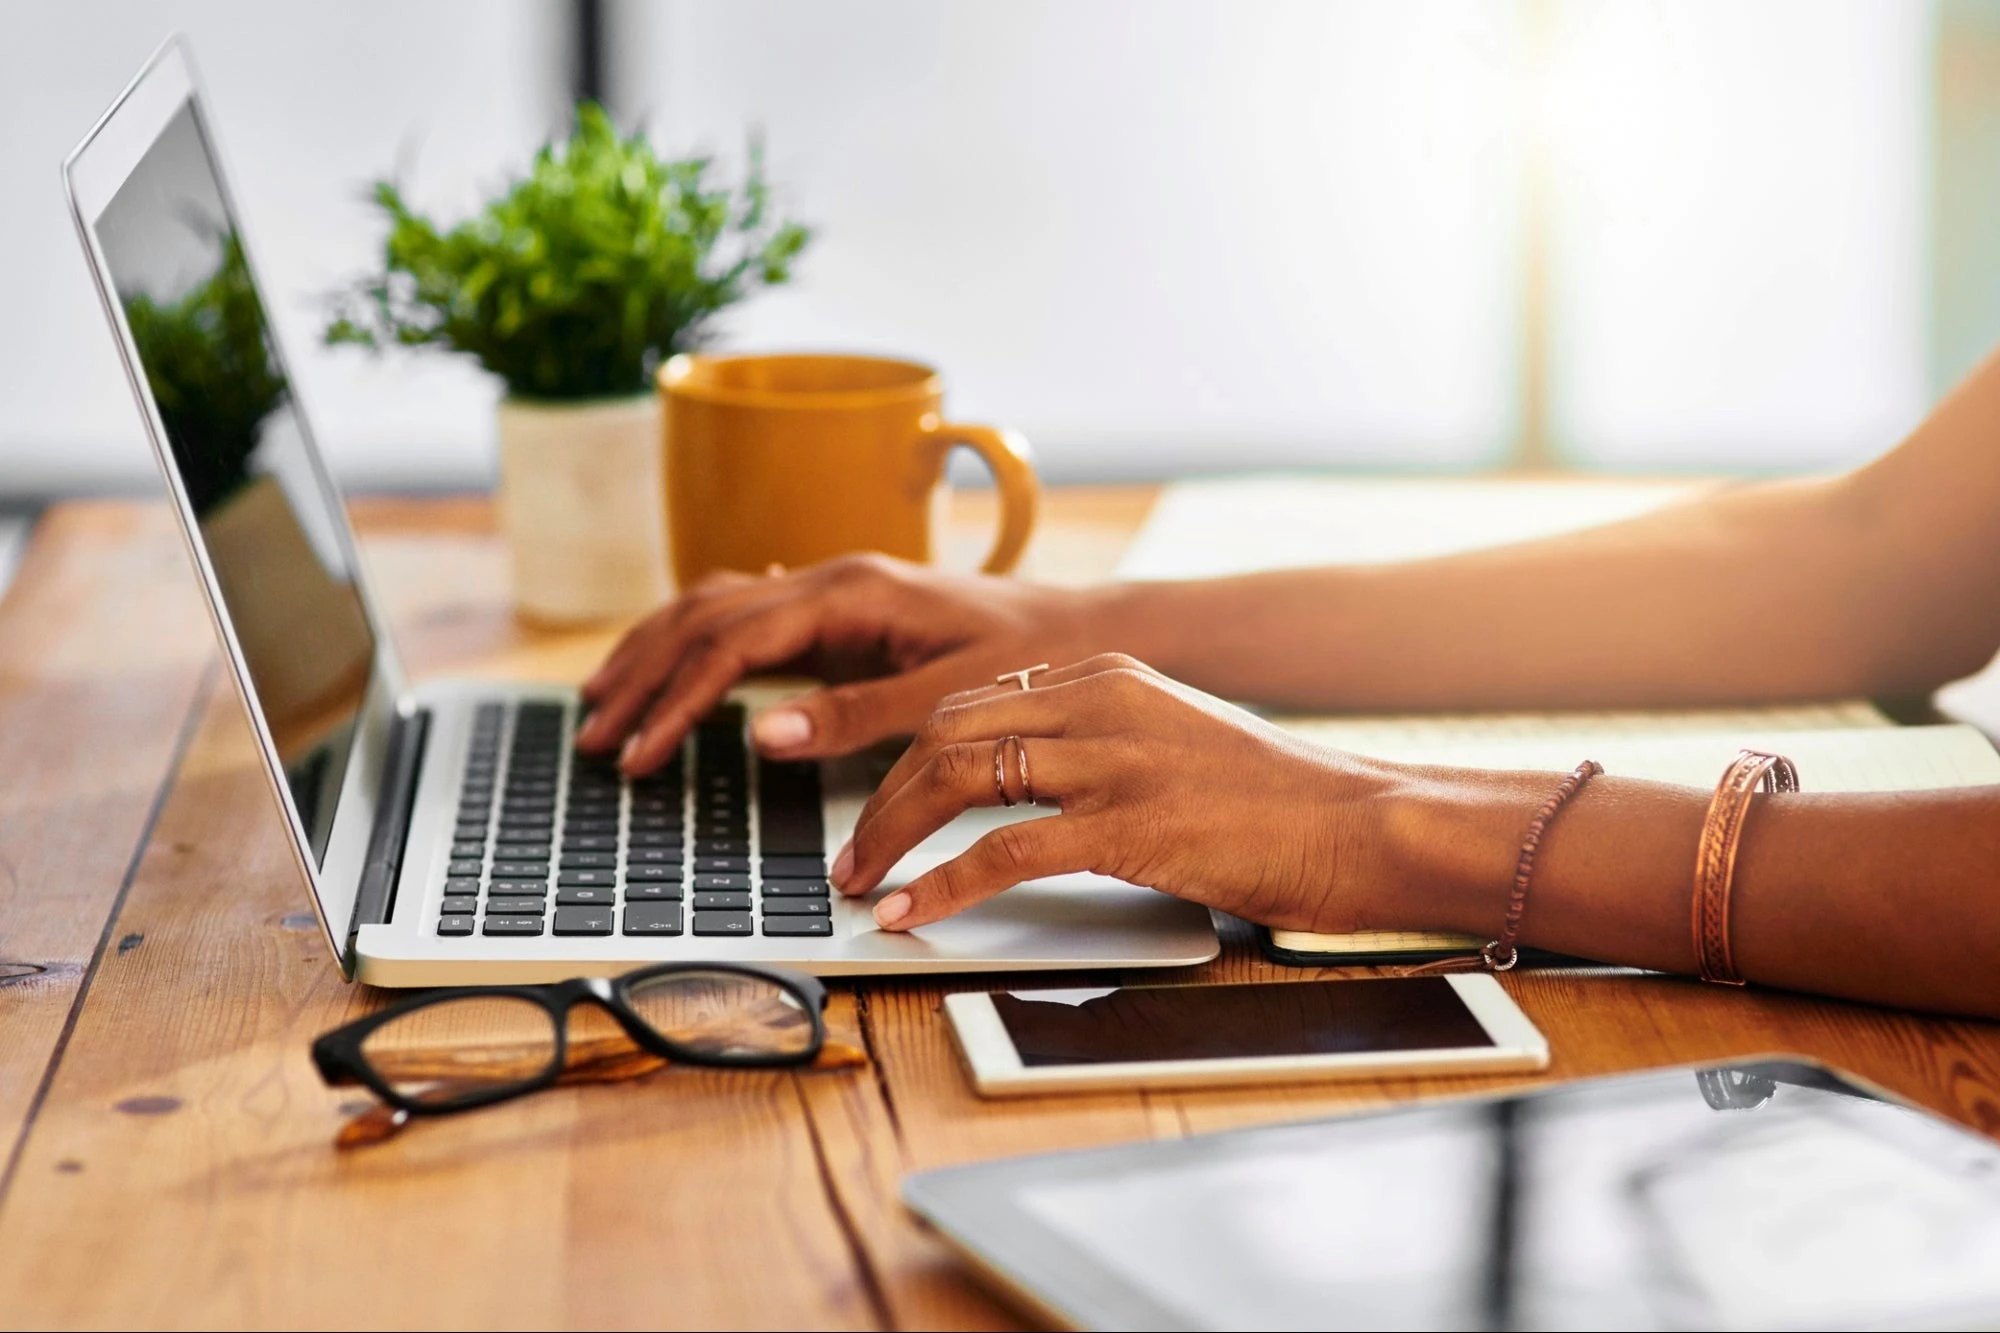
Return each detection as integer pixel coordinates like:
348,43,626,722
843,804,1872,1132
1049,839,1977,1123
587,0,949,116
326,103,810,623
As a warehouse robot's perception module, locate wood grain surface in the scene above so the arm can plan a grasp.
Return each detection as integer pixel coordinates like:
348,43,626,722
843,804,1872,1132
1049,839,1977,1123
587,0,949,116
2,485,1999,1331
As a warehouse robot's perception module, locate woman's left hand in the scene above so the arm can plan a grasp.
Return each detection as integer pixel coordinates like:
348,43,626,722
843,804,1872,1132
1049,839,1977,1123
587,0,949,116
831,653,1417,932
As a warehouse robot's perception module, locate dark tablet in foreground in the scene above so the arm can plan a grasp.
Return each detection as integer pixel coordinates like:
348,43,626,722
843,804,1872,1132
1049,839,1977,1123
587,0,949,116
904,1058,2000,1331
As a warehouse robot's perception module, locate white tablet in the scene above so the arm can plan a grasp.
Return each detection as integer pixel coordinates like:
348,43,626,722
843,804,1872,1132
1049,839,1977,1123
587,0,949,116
904,1058,2000,1331
944,974,1548,1097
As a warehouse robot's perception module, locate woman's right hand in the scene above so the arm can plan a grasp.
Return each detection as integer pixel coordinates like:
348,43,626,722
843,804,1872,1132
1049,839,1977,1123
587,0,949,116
576,554,1144,776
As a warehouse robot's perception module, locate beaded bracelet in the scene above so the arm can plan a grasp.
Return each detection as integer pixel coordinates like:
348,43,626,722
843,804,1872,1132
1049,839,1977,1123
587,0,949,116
1693,749,1799,985
1407,760,1602,975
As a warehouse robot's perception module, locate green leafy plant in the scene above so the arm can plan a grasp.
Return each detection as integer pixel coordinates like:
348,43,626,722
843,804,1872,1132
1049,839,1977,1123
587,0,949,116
325,103,811,400
123,229,288,513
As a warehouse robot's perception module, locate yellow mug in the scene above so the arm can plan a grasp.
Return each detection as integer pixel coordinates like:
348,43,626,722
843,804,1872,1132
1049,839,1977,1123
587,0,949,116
658,353,1038,586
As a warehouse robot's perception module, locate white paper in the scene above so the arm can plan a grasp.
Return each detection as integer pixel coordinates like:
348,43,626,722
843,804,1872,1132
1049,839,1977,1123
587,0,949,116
1116,474,1710,580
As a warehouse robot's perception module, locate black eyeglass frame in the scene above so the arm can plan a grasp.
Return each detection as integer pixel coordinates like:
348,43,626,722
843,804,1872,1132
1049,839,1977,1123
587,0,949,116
311,962,830,1116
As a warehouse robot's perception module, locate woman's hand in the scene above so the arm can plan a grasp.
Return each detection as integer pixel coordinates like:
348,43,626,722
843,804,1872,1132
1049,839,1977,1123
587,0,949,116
831,653,1427,933
577,555,1147,776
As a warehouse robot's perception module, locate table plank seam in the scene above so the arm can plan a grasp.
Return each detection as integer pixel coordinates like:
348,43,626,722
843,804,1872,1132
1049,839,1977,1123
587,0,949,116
792,1075,896,1331
0,659,214,1207
853,990,908,1143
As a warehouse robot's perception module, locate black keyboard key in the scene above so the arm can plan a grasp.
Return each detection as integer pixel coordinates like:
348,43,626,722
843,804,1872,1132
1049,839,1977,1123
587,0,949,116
553,906,615,936
762,897,831,916
437,916,475,936
565,818,621,837
629,814,683,834
627,830,685,851
451,840,488,860
491,861,550,879
490,878,550,894
762,855,828,879
498,816,554,833
495,826,552,845
693,855,750,874
626,845,682,865
439,896,477,914
491,844,551,863
564,834,620,853
447,859,485,878
624,882,684,901
758,757,825,854
444,877,482,896
692,910,753,937
623,903,684,936
557,885,617,906
625,864,681,883
694,873,752,891
763,879,830,897
560,852,618,870
455,821,491,841
486,895,547,914
693,891,752,911
692,836,749,856
558,869,616,888
482,915,545,936
762,917,833,937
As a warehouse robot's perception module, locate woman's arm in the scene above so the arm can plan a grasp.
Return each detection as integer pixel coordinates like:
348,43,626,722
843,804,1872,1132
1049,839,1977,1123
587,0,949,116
834,656,2000,1020
1106,345,2000,710
1382,767,2000,1017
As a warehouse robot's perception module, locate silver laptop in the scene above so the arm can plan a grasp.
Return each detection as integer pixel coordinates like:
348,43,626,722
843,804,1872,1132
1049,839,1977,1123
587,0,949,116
63,39,1218,986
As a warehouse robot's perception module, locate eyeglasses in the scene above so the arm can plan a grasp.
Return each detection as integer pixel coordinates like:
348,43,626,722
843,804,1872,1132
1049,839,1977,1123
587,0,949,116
312,963,858,1147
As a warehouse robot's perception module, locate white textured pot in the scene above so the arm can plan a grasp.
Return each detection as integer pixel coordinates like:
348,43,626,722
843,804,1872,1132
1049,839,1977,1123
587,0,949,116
496,395,672,624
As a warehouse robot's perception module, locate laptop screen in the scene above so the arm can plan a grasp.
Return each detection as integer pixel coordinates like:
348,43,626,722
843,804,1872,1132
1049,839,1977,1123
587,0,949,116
94,102,376,867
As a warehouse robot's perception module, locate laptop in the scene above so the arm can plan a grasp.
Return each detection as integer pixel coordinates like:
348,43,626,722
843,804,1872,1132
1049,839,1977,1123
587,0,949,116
63,38,1218,986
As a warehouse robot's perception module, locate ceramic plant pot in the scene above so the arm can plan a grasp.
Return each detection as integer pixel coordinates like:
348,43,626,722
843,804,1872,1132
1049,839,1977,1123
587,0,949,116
495,395,672,624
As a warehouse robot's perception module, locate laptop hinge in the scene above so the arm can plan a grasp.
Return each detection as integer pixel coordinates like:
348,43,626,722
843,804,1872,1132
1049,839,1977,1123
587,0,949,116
345,706,431,959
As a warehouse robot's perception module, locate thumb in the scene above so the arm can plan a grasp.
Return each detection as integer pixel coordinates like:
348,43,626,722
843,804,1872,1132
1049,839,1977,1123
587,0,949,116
752,658,972,759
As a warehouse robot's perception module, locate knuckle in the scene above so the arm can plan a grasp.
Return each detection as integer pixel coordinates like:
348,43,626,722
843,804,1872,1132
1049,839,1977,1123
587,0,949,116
1085,651,1150,675
928,742,983,798
826,551,899,584
981,823,1039,878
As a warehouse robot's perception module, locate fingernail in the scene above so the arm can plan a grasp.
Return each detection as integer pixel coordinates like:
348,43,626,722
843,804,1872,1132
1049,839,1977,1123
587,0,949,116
873,893,910,928
829,840,854,889
619,735,642,772
753,708,813,752
577,713,603,746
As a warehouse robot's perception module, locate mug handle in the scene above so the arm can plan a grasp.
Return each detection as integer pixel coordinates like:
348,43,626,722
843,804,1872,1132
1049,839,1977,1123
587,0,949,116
918,421,1040,574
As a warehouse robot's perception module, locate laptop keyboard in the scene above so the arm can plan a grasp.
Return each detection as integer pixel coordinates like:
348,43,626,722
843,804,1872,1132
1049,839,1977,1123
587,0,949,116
436,700,832,940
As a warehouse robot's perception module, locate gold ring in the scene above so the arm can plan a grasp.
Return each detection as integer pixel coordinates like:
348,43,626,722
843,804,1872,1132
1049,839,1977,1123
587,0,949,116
992,736,1017,807
1014,735,1034,805
995,663,1051,691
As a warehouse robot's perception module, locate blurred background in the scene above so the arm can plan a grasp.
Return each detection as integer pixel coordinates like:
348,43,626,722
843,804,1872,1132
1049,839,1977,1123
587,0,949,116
3,0,1998,541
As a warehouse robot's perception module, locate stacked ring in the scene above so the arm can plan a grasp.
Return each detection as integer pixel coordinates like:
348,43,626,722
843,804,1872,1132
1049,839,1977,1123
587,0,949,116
991,735,1036,807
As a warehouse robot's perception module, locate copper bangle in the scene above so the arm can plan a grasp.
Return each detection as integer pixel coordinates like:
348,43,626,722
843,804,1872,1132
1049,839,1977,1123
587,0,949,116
1482,760,1603,971
1693,749,1799,986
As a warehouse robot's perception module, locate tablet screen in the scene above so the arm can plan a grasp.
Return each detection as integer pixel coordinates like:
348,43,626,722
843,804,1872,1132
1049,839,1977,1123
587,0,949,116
991,978,1495,1065
907,1062,2000,1331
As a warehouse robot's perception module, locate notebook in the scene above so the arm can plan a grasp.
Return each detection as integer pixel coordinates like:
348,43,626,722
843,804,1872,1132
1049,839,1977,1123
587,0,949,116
1261,709,2000,965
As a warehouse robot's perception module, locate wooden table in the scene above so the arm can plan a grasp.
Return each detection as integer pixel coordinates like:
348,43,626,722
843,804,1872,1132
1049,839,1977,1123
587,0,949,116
3,487,1999,1331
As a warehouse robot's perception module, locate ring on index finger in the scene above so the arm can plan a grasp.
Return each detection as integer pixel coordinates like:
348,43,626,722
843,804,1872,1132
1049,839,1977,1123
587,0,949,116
996,663,1050,691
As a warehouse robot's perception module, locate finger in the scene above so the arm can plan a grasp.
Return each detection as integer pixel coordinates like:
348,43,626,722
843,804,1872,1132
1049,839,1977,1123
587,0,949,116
841,737,1106,896
932,651,1163,712
581,570,761,703
872,815,1106,931
578,581,798,753
857,667,1153,833
749,655,980,760
617,597,834,775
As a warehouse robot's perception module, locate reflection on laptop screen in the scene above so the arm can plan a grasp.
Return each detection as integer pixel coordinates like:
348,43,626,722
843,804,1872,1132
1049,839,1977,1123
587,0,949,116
95,103,375,865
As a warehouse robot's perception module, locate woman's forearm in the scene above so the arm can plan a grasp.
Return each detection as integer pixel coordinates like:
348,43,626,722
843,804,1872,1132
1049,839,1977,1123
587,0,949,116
1371,767,2000,1018
1094,344,2000,712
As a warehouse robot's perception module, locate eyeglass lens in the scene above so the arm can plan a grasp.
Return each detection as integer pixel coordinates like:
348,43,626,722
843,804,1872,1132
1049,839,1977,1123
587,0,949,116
623,969,816,1060
358,993,561,1107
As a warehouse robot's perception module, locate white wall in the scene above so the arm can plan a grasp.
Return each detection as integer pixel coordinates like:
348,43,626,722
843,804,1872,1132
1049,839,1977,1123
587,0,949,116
0,0,566,493
621,0,1527,479
0,0,1942,493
